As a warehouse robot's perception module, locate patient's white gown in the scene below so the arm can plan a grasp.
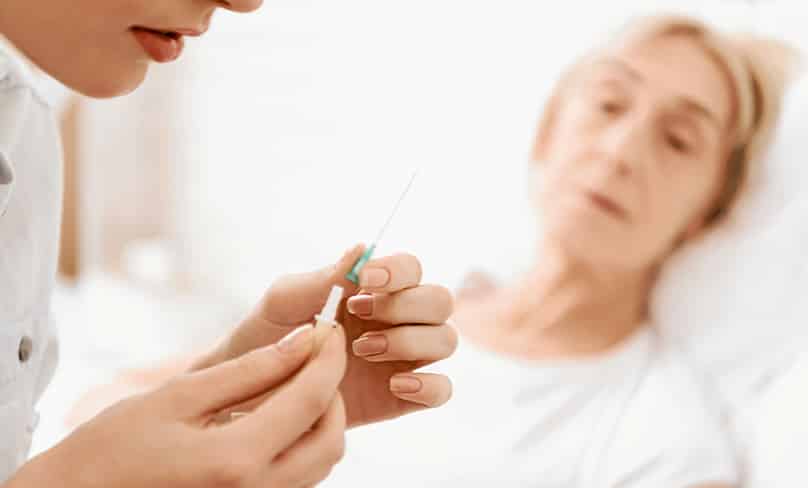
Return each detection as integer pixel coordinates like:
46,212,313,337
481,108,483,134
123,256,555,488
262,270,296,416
323,326,737,488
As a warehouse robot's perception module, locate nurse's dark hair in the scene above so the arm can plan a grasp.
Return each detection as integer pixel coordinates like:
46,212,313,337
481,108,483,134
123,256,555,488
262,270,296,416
532,14,800,227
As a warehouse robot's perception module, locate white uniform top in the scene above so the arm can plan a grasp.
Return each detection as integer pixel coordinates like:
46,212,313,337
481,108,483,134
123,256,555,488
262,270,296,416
325,326,737,488
0,43,62,481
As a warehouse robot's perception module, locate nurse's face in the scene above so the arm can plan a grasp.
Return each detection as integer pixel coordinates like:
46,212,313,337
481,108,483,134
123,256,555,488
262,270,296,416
532,34,734,272
0,0,262,98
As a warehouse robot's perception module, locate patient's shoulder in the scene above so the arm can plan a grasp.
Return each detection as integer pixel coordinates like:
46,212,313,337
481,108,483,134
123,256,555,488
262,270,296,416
628,341,728,438
605,341,738,485
640,342,726,417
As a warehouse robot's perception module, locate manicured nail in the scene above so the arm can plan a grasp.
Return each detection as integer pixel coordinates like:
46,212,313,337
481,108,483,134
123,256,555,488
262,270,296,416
390,375,422,394
352,334,388,357
347,295,374,317
276,325,313,353
360,268,390,288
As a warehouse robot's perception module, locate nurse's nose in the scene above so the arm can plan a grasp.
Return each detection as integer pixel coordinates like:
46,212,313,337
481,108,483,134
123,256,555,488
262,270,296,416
217,0,263,13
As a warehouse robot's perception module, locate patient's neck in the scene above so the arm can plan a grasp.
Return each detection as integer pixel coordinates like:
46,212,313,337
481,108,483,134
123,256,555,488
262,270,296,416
478,242,650,359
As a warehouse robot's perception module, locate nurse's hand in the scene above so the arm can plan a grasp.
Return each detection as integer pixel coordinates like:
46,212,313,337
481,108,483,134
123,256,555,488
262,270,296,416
9,326,348,488
197,245,457,428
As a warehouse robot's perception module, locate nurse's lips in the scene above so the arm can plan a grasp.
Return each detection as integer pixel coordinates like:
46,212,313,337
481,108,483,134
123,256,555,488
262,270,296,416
131,25,207,63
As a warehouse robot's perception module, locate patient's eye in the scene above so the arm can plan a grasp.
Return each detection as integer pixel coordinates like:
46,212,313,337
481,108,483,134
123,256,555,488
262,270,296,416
585,91,626,118
586,79,628,118
666,132,690,153
599,99,624,115
662,118,701,157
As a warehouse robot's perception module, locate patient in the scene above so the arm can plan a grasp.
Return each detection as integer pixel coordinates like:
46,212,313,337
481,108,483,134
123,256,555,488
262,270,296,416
67,13,795,488
322,14,795,488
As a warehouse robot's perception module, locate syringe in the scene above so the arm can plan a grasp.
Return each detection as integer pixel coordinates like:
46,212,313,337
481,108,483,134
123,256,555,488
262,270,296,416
225,284,345,424
345,171,417,285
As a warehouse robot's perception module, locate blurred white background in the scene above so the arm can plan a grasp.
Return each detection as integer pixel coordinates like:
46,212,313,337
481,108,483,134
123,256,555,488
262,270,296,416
32,0,807,455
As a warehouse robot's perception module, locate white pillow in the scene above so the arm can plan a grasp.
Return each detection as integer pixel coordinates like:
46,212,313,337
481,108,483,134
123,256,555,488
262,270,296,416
650,71,808,443
729,73,808,230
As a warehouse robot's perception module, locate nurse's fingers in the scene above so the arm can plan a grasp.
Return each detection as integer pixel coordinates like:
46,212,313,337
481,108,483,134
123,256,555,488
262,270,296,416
352,323,458,364
166,325,314,417
209,325,339,424
228,326,347,459
346,285,454,325
259,244,366,326
389,373,453,408
270,393,346,486
357,253,422,293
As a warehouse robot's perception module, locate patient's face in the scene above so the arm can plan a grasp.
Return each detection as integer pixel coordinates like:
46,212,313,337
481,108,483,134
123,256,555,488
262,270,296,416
534,35,734,271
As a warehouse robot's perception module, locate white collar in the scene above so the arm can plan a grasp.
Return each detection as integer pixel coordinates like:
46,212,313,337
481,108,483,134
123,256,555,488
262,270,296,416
0,36,69,110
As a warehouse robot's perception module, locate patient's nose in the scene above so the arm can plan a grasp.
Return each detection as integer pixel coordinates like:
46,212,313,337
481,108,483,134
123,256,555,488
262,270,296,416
600,121,649,178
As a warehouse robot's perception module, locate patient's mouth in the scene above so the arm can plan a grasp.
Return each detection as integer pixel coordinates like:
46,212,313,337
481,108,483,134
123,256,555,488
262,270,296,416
586,191,628,221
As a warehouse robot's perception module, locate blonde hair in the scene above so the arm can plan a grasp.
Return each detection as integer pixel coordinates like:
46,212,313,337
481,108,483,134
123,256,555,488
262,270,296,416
535,14,801,225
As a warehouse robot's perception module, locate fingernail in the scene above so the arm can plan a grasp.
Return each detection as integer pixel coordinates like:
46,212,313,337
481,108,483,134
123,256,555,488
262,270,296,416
352,334,388,357
360,268,390,288
347,295,374,317
276,325,313,353
390,375,422,394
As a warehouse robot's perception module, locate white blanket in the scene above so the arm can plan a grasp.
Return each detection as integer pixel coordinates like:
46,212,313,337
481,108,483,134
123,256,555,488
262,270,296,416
324,328,736,487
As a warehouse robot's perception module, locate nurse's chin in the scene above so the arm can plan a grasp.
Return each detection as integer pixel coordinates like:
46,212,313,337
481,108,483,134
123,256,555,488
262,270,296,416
61,63,149,99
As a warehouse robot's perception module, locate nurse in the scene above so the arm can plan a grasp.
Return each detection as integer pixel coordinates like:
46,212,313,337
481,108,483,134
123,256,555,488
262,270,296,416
0,0,457,487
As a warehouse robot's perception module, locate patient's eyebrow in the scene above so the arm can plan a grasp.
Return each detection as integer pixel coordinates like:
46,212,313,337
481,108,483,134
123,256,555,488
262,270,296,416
594,58,643,82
